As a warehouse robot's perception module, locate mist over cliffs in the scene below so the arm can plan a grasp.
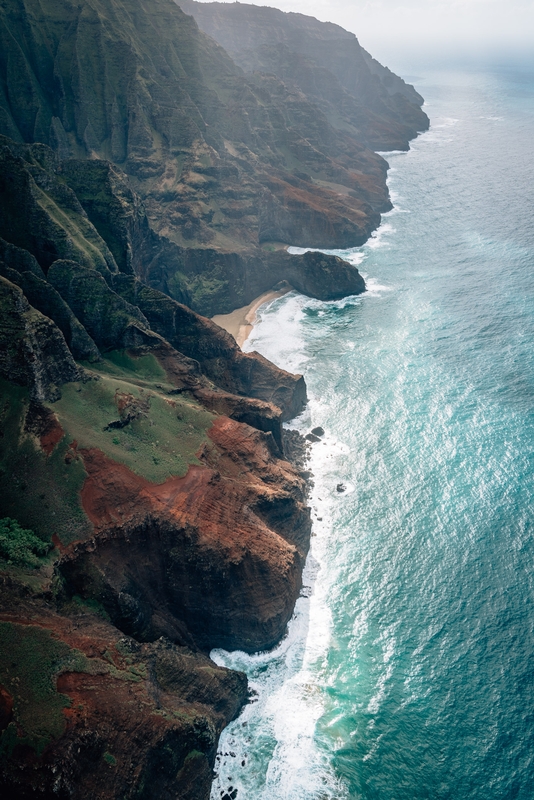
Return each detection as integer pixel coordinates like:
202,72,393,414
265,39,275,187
0,0,427,313
178,0,428,151
0,1,427,797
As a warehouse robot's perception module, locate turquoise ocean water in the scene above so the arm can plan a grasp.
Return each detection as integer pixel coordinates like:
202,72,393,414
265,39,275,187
210,61,534,800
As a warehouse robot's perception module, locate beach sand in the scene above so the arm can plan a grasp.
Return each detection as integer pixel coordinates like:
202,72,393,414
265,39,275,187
212,286,291,348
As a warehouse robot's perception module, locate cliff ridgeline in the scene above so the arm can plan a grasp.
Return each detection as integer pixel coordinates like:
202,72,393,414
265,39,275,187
0,1,427,797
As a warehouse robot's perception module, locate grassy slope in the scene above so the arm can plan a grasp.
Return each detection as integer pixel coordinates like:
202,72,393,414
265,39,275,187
0,380,91,547
0,352,215,547
0,621,154,756
0,623,79,755
54,359,214,485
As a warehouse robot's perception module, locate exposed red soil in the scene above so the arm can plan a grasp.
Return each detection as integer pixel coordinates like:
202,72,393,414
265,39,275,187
40,418,64,455
80,415,306,560
23,401,64,455
0,600,246,800
64,415,310,652
77,447,298,591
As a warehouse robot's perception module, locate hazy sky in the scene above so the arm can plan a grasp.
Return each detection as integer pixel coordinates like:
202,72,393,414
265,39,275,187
196,0,534,63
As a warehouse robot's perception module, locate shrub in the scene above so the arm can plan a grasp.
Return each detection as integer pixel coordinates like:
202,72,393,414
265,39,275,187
0,518,50,567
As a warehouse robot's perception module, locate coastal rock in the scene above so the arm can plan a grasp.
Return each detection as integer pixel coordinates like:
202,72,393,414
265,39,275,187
288,251,366,300
130,339,288,450
282,428,311,473
113,276,308,420
60,414,311,653
0,593,247,800
139,243,367,317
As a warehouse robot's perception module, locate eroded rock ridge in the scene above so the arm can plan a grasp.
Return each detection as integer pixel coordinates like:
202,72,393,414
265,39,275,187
0,0,426,797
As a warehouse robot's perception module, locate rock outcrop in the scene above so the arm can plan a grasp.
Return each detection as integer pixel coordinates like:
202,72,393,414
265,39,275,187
61,414,310,653
0,0,427,796
0,276,82,401
0,593,247,800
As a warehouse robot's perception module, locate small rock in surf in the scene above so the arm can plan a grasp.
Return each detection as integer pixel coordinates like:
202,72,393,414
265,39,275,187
311,426,325,437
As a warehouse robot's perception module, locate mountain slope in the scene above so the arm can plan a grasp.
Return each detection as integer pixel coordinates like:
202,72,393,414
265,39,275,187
0,0,423,317
0,2,428,796
178,0,429,151
0,136,314,799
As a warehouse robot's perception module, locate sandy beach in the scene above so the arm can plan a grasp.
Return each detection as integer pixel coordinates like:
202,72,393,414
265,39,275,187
212,286,291,347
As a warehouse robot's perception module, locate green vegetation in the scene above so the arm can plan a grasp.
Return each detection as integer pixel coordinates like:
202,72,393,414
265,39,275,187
187,274,231,317
92,350,169,386
0,623,87,755
52,357,215,483
33,184,112,273
0,380,91,547
0,623,153,757
0,141,113,275
0,518,50,567
47,260,146,350
0,348,215,551
69,594,111,621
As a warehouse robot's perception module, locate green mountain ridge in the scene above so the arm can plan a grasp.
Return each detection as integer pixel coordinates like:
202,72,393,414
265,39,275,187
0,1,427,796
0,0,426,310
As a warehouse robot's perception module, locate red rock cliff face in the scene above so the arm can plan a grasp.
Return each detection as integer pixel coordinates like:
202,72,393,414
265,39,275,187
60,416,311,653
0,595,247,800
0,241,312,797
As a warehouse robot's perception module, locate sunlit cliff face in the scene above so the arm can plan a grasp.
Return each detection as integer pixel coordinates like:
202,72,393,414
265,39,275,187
192,0,533,63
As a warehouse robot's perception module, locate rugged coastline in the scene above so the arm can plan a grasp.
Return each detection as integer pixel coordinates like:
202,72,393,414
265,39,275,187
0,0,426,796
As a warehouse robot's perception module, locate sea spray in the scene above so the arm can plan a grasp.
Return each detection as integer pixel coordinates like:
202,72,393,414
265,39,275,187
211,62,534,800
210,401,350,800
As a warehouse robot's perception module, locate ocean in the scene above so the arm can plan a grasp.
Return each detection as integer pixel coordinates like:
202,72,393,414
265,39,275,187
210,59,534,800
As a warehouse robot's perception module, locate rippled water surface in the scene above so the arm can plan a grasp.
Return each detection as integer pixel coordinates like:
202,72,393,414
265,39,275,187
210,62,534,800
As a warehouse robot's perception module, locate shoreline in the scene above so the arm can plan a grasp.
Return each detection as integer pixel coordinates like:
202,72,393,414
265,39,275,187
212,286,291,347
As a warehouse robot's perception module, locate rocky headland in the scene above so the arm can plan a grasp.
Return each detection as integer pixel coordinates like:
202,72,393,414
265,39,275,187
0,0,426,797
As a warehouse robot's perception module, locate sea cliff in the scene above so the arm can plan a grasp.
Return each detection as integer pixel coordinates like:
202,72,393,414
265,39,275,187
0,0,425,796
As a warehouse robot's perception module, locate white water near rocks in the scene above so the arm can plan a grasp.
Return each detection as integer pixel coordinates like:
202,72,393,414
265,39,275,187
210,60,534,800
